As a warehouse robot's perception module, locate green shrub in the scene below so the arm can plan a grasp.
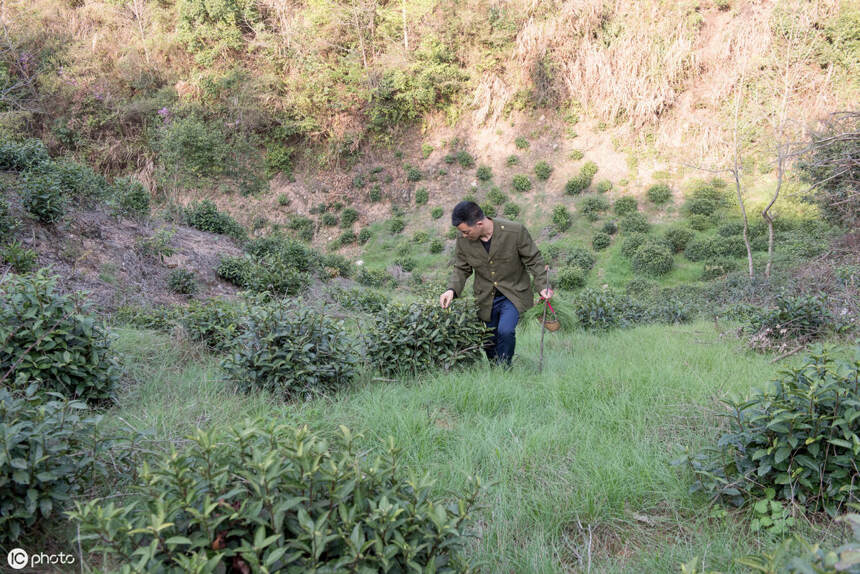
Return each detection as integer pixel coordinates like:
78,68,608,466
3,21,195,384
319,212,337,227
580,195,610,220
625,277,657,297
71,421,479,572
167,268,198,295
265,142,293,178
405,165,423,182
684,183,727,217
476,165,492,181
1,240,37,273
0,271,118,401
717,221,745,237
216,255,253,288
620,212,650,233
506,154,519,166
328,285,388,314
556,265,586,290
356,267,393,288
572,288,627,330
0,138,50,171
184,200,245,240
565,247,596,271
176,0,259,65
568,149,584,160
684,236,713,262
592,232,611,250
393,256,417,272
337,230,356,245
620,232,650,259
514,136,529,149
367,300,489,376
389,217,405,234
110,177,150,218
534,161,553,181
614,196,638,216
595,179,613,193
181,298,245,352
113,304,180,330
0,196,13,240
564,174,591,195
601,220,618,235
631,241,674,276
551,205,572,233
368,184,382,202
29,159,107,201
487,186,507,205
353,173,366,189
320,254,353,279
688,214,712,231
701,258,738,280
480,202,497,218
684,346,860,512
247,235,317,272
340,207,359,227
0,387,111,543
421,142,434,158
246,258,310,296
20,169,65,223
581,161,598,179
456,150,475,168
223,304,357,399
429,238,443,253
431,206,444,220
748,294,833,344
664,227,694,253
503,202,521,218
287,215,314,241
646,183,672,204
414,187,429,205
358,227,372,244
157,115,229,177
541,243,561,263
277,193,290,206
512,174,532,192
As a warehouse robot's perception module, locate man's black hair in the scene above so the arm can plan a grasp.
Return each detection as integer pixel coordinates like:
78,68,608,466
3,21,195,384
451,201,485,227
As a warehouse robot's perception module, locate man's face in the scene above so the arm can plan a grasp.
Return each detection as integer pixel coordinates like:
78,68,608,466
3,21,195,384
456,221,482,240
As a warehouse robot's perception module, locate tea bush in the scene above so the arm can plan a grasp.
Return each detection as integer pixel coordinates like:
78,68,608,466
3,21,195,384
184,200,245,240
683,346,860,513
506,154,519,166
0,196,14,240
367,300,489,376
592,232,611,251
631,240,674,276
0,271,118,401
552,205,572,233
113,304,180,331
28,159,107,201
110,177,150,218
247,235,318,273
480,202,497,218
477,165,492,181
157,115,229,177
0,138,50,171
664,226,694,253
701,258,738,280
512,174,532,192
287,215,314,241
394,256,417,272
320,254,353,279
223,304,358,399
431,206,444,219
216,255,253,288
568,149,584,160
356,267,393,288
602,220,618,235
595,180,612,193
321,212,339,226
564,174,591,195
358,227,372,244
646,183,672,204
71,422,480,573
181,298,246,352
620,232,649,259
455,150,475,168
340,207,359,227
688,214,713,231
413,187,428,205
336,230,356,246
717,221,745,237
571,288,629,330
534,161,553,181
2,241,37,273
328,285,388,314
503,202,521,218
247,258,310,296
564,247,596,271
0,387,110,543
368,184,382,202
429,238,444,253
557,265,586,290
20,169,65,223
748,294,833,344
580,196,609,221
613,196,638,216
581,161,599,179
514,136,529,149
405,165,423,182
487,187,507,205
620,212,650,233
167,268,198,295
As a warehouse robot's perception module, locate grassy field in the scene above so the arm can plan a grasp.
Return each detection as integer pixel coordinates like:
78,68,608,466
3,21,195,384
105,320,836,573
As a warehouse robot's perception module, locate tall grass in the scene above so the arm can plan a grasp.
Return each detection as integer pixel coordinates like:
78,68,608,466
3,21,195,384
108,321,819,572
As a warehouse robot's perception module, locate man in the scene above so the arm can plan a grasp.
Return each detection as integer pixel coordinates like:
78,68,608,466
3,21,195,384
439,201,553,366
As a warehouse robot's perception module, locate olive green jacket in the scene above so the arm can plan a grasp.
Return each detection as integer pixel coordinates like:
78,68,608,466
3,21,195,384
446,218,547,323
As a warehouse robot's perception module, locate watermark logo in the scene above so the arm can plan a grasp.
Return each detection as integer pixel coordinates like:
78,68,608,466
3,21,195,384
6,548,76,570
7,548,28,570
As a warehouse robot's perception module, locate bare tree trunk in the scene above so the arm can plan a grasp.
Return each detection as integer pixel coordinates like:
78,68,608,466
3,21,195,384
732,71,754,278
351,1,368,73
130,0,150,64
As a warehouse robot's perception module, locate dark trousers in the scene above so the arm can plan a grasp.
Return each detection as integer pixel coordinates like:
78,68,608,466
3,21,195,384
485,293,519,366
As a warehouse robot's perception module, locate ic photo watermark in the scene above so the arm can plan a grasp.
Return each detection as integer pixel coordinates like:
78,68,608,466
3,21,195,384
6,548,76,571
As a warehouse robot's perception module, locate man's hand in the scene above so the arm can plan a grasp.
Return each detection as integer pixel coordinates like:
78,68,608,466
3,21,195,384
539,288,554,300
439,289,455,309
